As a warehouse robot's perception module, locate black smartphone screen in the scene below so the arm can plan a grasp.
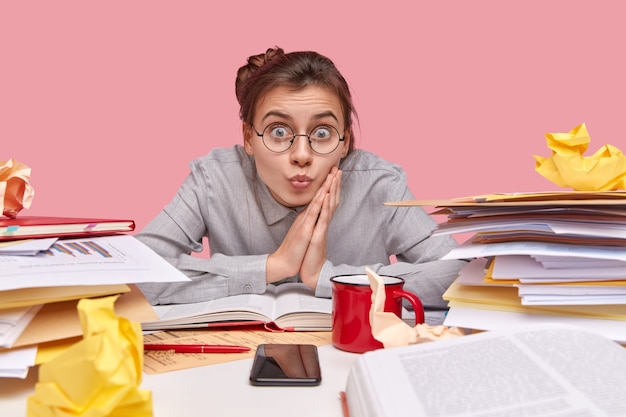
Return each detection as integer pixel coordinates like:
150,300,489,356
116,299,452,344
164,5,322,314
249,344,321,386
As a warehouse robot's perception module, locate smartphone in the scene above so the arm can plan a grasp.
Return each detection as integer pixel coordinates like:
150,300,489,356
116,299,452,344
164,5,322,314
249,344,321,386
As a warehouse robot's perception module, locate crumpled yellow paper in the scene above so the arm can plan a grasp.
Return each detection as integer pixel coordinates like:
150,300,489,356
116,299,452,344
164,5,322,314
366,267,464,349
534,123,626,191
1,158,35,218
27,295,153,417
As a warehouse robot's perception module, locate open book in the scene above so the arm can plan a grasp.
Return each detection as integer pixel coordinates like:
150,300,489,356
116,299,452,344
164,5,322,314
342,324,626,417
141,283,332,331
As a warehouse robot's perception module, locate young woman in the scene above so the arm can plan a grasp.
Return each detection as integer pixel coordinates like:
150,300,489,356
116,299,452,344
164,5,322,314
136,47,466,309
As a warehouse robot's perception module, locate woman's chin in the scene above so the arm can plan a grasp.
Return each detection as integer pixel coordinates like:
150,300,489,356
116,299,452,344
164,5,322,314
270,188,314,208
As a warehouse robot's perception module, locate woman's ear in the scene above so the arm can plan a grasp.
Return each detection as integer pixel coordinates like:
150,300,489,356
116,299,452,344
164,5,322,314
242,123,254,155
341,129,352,157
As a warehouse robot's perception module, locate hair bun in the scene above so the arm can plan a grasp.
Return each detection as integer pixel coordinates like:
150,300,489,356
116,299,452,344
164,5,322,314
236,47,285,105
248,47,284,70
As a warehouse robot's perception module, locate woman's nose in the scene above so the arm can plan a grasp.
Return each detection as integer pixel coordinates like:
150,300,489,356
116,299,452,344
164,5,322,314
289,134,314,165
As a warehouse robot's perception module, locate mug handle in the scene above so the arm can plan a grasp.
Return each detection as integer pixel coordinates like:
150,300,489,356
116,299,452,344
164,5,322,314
392,290,425,324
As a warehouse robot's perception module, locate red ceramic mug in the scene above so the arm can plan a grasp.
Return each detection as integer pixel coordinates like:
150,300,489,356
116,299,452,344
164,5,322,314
331,274,425,353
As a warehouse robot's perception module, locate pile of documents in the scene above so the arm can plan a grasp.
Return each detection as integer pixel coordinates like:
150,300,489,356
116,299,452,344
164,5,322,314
0,217,190,379
387,191,626,343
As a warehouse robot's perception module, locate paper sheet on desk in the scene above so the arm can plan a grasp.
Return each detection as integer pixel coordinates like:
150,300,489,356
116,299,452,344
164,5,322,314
0,238,56,255
143,328,332,374
0,345,37,378
445,258,626,320
0,304,42,348
0,235,190,291
13,284,157,349
0,284,130,310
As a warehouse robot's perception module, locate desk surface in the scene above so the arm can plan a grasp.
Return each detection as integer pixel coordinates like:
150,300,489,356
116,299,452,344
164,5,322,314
1,344,360,417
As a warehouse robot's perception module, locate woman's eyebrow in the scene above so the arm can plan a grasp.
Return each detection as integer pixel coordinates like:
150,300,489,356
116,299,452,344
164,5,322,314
312,111,339,123
260,111,292,124
259,110,340,125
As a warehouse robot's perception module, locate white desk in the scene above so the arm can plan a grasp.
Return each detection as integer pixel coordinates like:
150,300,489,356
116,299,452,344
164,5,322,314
0,345,360,417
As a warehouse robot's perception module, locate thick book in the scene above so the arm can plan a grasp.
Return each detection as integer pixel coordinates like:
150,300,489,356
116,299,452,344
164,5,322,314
342,324,626,417
141,283,332,332
0,216,135,241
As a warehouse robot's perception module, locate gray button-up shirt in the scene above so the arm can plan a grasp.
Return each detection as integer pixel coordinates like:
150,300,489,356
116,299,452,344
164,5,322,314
136,146,466,309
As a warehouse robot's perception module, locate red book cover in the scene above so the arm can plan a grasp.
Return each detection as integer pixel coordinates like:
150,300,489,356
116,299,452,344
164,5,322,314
0,216,135,241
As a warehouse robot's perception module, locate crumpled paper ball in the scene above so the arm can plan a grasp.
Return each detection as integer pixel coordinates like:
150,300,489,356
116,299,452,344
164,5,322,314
1,158,35,218
366,267,464,348
26,295,153,417
534,123,626,191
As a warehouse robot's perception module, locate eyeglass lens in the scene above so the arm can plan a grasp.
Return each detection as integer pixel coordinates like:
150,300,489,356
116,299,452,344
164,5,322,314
262,123,341,154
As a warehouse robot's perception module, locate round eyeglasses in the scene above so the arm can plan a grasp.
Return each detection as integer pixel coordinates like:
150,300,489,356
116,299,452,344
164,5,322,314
253,123,345,155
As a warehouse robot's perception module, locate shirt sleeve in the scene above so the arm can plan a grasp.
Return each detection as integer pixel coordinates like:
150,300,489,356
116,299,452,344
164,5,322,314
314,163,468,310
136,159,268,305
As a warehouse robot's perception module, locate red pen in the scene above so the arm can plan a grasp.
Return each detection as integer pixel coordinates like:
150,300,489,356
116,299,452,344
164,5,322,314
143,344,251,353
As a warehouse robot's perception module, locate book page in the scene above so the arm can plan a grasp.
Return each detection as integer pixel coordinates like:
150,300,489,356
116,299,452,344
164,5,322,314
143,283,332,331
346,324,626,417
272,283,332,316
145,287,280,328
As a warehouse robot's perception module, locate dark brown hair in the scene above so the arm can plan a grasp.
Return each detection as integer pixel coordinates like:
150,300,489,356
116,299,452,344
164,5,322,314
236,47,357,155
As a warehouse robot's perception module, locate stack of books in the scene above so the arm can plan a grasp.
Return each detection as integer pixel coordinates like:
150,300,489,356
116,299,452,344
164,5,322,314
0,216,190,378
387,191,626,343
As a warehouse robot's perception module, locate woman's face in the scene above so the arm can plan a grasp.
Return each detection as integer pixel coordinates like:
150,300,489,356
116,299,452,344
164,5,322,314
243,85,350,208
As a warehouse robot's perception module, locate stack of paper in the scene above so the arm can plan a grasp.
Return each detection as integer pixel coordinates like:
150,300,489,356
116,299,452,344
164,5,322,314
0,232,190,379
387,191,626,343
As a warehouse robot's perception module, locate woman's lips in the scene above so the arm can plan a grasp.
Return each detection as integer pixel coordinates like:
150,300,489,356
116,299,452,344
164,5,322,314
289,175,312,190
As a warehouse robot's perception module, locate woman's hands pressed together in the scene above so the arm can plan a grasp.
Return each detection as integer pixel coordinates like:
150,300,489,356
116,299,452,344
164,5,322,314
266,166,342,290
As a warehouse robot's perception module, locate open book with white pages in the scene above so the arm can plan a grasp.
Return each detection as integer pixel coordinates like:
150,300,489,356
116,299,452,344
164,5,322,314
142,282,332,331
342,323,626,417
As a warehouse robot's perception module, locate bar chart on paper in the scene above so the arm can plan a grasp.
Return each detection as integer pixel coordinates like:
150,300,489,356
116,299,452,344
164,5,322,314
46,240,114,258
0,235,191,291
0,237,137,276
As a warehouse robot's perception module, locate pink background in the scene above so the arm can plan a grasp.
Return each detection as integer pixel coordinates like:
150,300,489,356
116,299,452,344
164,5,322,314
3,1,625,231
